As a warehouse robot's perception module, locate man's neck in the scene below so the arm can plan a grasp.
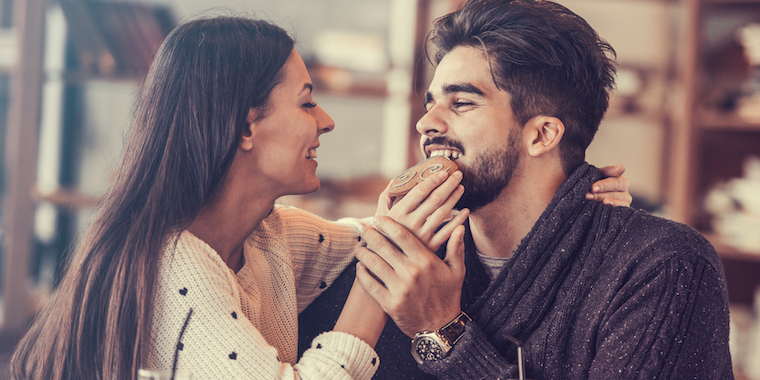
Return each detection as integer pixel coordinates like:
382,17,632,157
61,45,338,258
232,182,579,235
468,163,567,259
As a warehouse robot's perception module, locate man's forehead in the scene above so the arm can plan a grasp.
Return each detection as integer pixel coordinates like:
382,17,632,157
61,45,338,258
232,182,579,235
428,46,496,95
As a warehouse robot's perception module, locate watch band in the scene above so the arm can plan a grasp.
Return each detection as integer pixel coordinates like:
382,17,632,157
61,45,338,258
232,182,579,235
437,311,471,347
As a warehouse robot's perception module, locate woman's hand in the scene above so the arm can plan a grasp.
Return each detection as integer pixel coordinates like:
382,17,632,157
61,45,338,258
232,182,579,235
586,164,632,207
375,170,469,253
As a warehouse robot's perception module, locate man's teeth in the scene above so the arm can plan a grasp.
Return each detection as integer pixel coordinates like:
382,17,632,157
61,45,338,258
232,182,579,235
430,150,460,159
307,148,317,159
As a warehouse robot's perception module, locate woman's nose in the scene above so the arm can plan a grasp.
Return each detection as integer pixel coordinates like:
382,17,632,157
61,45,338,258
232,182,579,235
315,105,335,134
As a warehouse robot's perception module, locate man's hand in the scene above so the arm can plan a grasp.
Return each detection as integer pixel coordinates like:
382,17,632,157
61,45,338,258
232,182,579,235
585,164,632,207
375,170,470,252
356,216,466,338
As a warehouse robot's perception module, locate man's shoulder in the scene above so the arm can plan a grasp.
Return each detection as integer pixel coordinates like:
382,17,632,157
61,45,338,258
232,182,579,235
607,207,721,269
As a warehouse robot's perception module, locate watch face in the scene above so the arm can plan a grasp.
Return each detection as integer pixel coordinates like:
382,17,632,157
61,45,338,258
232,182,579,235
415,336,445,361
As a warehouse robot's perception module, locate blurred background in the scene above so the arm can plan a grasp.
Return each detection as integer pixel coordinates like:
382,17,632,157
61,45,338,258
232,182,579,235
0,0,759,378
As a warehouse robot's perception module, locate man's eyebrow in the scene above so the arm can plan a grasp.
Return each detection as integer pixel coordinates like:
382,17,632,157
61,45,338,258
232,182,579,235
424,82,486,106
442,83,485,96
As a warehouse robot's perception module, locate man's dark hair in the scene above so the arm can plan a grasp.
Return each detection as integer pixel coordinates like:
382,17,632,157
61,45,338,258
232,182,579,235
427,0,616,173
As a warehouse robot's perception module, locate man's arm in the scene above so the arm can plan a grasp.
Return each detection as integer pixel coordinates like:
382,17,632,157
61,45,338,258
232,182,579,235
589,253,733,379
355,217,519,378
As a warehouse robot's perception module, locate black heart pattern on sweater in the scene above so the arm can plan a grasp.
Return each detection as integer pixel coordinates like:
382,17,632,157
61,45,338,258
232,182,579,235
179,287,188,296
229,352,237,360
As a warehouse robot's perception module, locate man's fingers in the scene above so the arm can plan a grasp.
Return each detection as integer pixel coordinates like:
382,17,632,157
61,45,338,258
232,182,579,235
360,225,407,270
373,216,430,261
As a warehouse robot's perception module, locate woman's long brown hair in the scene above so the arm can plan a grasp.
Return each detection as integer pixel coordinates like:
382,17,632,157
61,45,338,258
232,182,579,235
10,17,293,380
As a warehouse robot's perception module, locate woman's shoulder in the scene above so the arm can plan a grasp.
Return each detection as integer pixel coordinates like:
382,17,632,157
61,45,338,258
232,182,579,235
158,231,239,298
254,204,364,240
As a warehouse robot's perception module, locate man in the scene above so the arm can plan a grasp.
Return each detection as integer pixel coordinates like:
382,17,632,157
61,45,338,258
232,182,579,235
300,0,733,379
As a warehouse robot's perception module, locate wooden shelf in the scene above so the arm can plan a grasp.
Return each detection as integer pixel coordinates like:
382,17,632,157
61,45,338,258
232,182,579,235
705,232,760,263
699,111,760,131
34,186,102,210
307,62,388,98
705,0,760,5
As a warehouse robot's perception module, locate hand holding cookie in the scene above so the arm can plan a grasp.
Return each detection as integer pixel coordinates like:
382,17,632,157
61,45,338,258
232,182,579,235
388,155,459,198
376,155,469,252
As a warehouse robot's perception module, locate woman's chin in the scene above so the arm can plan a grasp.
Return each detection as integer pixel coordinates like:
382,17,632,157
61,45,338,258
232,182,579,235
291,179,321,196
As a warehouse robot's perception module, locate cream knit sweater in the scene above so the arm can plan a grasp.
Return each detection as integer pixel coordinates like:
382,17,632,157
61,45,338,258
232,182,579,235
145,205,379,379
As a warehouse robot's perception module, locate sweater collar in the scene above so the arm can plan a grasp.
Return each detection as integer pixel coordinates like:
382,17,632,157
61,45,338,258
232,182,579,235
461,163,603,321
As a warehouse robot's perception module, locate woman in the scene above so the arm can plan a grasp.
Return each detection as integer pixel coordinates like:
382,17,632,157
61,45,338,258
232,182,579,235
11,16,629,380
11,17,394,380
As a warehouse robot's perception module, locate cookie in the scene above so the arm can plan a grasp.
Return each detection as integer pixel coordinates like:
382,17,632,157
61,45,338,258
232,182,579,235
388,155,458,198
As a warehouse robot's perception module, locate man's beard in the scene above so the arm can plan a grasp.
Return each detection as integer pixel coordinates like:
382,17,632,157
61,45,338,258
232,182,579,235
455,129,521,212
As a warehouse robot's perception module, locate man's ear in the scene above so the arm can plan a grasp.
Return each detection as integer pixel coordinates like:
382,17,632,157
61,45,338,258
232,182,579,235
526,116,564,157
240,108,258,151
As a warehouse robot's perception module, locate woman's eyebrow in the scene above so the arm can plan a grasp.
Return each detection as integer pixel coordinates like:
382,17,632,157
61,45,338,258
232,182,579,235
300,83,313,95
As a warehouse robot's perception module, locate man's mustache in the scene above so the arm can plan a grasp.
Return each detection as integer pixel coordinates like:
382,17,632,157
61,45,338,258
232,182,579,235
423,136,465,156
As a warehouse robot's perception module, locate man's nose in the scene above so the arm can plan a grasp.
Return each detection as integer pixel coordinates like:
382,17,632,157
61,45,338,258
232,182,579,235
415,106,448,137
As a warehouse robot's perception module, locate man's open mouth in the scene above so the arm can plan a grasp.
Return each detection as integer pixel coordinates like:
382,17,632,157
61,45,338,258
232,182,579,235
429,149,461,160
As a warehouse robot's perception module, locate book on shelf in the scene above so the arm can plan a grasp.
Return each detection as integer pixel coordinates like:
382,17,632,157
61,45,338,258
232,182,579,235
59,0,174,79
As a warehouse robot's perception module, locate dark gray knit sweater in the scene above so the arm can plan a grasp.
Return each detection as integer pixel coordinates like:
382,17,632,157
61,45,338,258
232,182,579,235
298,164,734,379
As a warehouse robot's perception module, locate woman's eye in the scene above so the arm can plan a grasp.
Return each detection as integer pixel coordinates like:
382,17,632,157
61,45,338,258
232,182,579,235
303,102,318,109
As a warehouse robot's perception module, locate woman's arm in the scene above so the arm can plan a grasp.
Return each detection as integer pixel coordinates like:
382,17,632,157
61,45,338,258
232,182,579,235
333,278,388,348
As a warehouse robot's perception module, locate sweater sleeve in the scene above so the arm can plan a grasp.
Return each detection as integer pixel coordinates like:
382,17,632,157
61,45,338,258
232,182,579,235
147,231,379,380
418,322,521,379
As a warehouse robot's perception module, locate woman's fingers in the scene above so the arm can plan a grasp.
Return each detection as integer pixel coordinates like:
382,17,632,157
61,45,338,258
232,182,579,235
428,208,469,252
587,165,632,207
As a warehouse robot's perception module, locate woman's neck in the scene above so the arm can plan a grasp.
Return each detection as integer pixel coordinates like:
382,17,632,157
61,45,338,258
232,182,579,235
188,191,275,273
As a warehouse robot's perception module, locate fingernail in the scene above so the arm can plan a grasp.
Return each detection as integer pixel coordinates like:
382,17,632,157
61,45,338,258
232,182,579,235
593,185,601,192
585,193,594,200
438,171,448,180
453,171,462,180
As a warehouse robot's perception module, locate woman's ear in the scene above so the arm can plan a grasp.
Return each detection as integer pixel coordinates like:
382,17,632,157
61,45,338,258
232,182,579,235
240,108,258,151
526,116,564,157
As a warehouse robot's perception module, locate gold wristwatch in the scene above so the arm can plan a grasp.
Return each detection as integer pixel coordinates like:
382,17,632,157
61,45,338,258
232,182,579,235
411,311,471,364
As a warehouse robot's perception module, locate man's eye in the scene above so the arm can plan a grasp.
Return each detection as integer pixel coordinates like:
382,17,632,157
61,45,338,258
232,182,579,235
303,102,318,109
